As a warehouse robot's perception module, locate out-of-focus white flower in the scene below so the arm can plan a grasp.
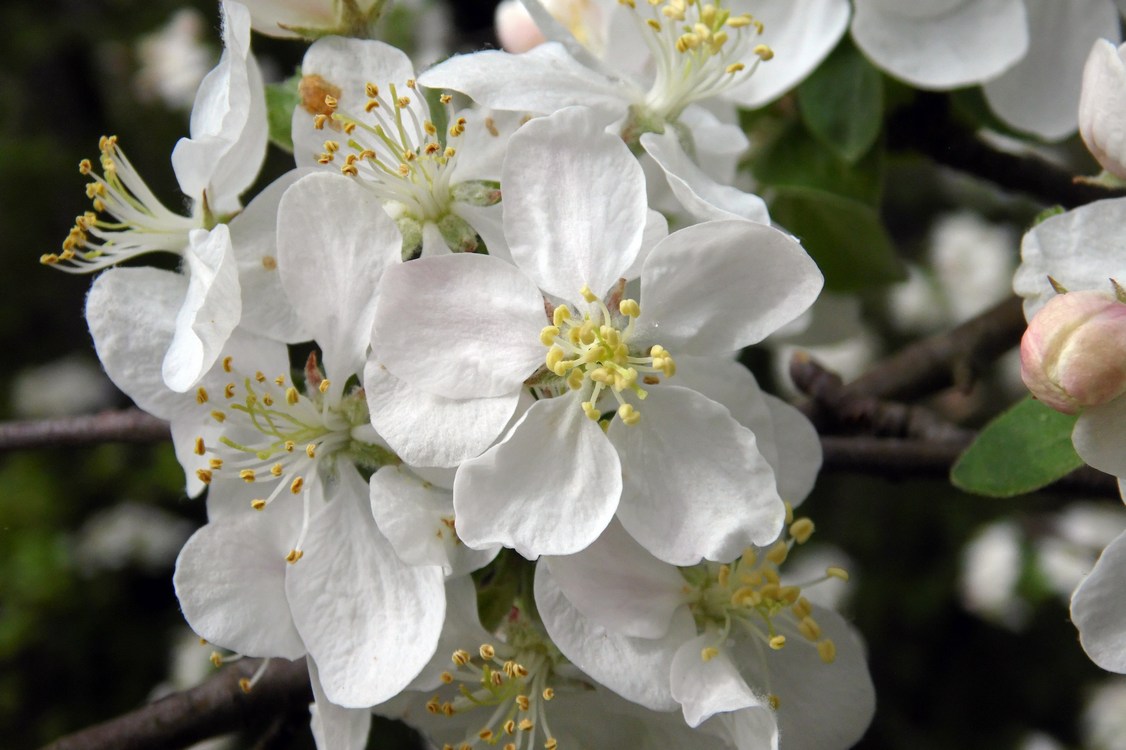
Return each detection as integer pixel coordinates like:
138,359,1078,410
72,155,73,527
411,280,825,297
959,519,1030,630
134,9,214,110
11,356,116,418
930,212,1016,323
239,0,384,39
73,501,194,575
1080,39,1126,179
1083,678,1126,750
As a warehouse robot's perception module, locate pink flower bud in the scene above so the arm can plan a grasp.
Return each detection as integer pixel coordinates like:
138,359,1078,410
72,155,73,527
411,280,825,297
1079,39,1126,179
495,0,546,53
1021,290,1126,414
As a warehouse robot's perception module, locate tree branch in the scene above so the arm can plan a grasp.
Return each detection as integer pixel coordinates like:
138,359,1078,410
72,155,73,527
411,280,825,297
40,658,312,750
0,408,169,452
888,93,1126,208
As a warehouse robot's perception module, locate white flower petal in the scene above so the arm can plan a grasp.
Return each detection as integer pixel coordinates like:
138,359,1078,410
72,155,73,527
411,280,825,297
640,130,770,225
453,396,620,558
363,362,519,468
635,220,823,355
372,253,546,399
163,226,242,393
417,43,629,118
731,606,875,750
671,636,764,727
1014,197,1126,319
610,386,784,565
173,497,306,659
504,106,648,301
309,658,373,750
763,394,822,506
370,465,499,576
535,562,695,712
983,0,1120,140
1071,529,1126,672
1073,397,1126,478
286,465,445,707
851,0,1028,89
405,575,495,691
544,520,688,638
229,168,314,343
727,0,851,108
1080,39,1126,179
277,172,401,383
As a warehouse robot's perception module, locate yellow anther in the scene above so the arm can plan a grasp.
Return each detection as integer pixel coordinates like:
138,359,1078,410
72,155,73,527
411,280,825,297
306,443,317,458
769,635,786,650
725,62,745,74
196,387,209,404
313,113,328,129
542,687,555,700
397,96,411,108
581,401,601,421
580,284,598,302
789,517,815,544
826,566,850,582
516,695,531,711
619,299,641,317
323,94,338,110
546,345,567,375
225,383,236,399
726,13,753,27
284,440,296,452
290,476,304,494
440,93,452,104
618,403,641,425
784,501,794,525
792,596,813,619
778,585,801,604
251,499,266,510
426,697,442,714
366,82,379,97
566,369,584,391
238,677,252,693
490,671,504,686
274,375,285,386
545,739,558,750
323,140,339,154
540,325,560,346
647,18,662,30
286,387,299,405
194,437,206,455
210,651,223,667
319,379,331,394
553,305,571,326
731,586,761,608
209,458,223,469
262,393,274,407
197,469,213,484
768,694,780,711
285,549,304,564
479,643,496,659
452,649,471,666
439,671,454,684
717,563,731,587
254,371,266,383
503,719,516,735
519,718,535,730
222,356,233,372
270,463,283,477
701,646,719,661
766,541,789,566
478,729,495,741
798,616,822,641
754,43,774,60
239,469,256,483
817,639,837,663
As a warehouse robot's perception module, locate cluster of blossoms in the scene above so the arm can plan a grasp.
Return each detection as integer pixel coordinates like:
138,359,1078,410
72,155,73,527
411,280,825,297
48,0,886,747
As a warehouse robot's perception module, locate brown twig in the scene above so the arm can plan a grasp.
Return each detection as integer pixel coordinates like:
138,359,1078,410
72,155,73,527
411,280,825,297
40,658,312,750
0,408,169,452
888,93,1126,209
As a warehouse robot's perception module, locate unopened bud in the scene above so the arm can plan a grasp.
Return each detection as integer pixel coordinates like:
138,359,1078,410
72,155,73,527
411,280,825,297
396,215,424,261
437,213,481,253
495,0,546,53
451,180,502,207
1021,289,1126,414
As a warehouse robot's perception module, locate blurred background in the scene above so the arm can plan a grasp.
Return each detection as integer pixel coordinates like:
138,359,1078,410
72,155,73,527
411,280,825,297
2,0,1124,748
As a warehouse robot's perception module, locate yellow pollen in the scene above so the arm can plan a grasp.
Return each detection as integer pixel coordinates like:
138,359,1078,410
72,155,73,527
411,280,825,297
196,387,209,404
541,688,555,701
290,477,304,494
270,463,283,477
452,649,471,666
209,458,223,469
238,678,252,693
701,646,719,661
196,469,213,484
222,356,233,372
546,740,558,750
262,393,274,407
619,299,641,317
580,284,598,302
768,694,780,711
194,437,205,455
754,43,773,60
210,651,223,667
285,549,304,564
306,443,317,458
251,499,266,510
504,719,516,735
817,639,837,663
792,596,813,619
224,384,236,399
726,62,745,74
769,635,786,650
766,541,789,566
798,617,822,641
516,696,530,711
581,401,601,421
479,643,496,659
284,440,296,452
826,566,850,581
789,518,815,544
440,671,454,684
618,403,641,425
286,387,299,405
319,379,331,394
239,469,256,483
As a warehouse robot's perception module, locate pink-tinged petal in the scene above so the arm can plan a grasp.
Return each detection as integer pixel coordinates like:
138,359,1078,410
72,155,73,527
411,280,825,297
610,386,784,565
544,520,688,639
417,43,629,119
163,226,242,393
277,172,401,383
364,362,519,468
535,562,695,712
1071,530,1126,672
504,106,647,301
173,496,306,660
985,0,1120,141
640,130,770,225
292,37,415,166
370,465,500,576
851,0,1028,89
453,396,620,558
229,168,314,343
731,606,875,750
1015,197,1126,318
286,465,445,707
671,636,764,727
308,658,373,750
726,0,850,108
635,220,823,355
1073,397,1126,479
372,253,546,399
1081,38,1126,178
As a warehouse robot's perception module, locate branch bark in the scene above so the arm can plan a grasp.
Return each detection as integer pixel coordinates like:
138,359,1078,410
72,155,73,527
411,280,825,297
0,408,169,452
40,658,312,750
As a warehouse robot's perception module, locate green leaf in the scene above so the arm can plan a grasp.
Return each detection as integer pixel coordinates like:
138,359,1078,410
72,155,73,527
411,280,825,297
750,121,884,205
266,74,302,154
951,397,1085,497
767,186,905,290
798,38,883,164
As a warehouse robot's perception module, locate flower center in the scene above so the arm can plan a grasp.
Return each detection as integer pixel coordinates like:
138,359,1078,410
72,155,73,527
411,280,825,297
683,505,848,704
312,79,465,224
41,135,199,272
191,354,390,563
537,286,675,426
429,614,571,750
621,0,773,122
